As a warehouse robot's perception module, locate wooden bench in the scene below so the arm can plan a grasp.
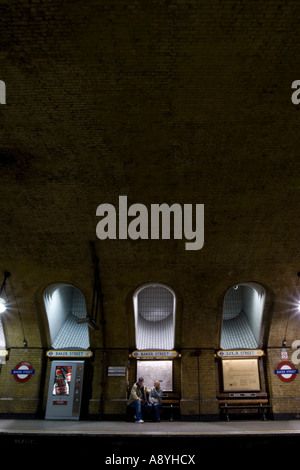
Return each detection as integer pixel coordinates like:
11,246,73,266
217,392,270,421
162,392,181,421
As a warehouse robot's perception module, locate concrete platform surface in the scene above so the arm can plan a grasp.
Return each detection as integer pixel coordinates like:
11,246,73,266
2,419,300,465
1,418,300,436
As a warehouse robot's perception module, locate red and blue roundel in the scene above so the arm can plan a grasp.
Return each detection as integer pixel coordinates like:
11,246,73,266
11,362,35,383
275,361,298,382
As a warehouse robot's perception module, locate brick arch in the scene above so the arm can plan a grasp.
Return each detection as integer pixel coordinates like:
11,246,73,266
220,282,266,349
133,283,176,350
43,283,90,349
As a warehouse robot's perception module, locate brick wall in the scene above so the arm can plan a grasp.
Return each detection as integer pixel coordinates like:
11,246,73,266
0,0,300,420
0,348,44,417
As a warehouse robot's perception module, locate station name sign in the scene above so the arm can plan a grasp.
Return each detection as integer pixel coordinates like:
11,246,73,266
216,349,264,358
46,350,93,358
130,350,179,359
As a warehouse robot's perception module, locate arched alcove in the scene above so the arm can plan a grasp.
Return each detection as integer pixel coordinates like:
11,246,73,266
133,283,176,350
0,320,6,349
43,283,90,349
220,282,266,349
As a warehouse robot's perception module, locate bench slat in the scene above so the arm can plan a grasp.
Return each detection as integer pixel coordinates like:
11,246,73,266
218,399,268,405
217,393,267,398
220,404,271,408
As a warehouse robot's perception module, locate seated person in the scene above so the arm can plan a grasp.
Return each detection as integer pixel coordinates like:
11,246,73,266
149,380,163,422
128,377,149,423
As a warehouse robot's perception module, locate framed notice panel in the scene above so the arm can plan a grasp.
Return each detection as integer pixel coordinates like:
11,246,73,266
137,360,173,391
222,358,260,392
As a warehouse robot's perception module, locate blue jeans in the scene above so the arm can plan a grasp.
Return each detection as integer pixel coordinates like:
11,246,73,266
151,402,162,421
129,400,143,421
129,401,151,421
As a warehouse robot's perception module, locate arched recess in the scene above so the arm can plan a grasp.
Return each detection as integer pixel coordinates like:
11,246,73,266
220,282,266,349
132,283,177,392
133,283,176,350
0,320,6,350
43,283,90,349
0,319,6,364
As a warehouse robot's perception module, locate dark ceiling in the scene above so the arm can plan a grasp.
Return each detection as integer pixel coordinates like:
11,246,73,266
0,1,300,304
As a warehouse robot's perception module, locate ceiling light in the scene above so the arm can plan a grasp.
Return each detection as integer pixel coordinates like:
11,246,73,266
0,297,6,313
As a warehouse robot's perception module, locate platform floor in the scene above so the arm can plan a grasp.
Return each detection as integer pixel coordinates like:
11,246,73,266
1,417,300,436
2,418,300,465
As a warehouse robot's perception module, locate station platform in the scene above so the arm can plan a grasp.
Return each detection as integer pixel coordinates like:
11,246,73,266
1,418,300,464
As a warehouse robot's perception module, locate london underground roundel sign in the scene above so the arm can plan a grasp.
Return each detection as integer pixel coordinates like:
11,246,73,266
12,362,35,383
275,361,298,382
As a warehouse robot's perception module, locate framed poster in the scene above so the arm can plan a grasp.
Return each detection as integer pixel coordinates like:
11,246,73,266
137,360,173,391
222,358,260,392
